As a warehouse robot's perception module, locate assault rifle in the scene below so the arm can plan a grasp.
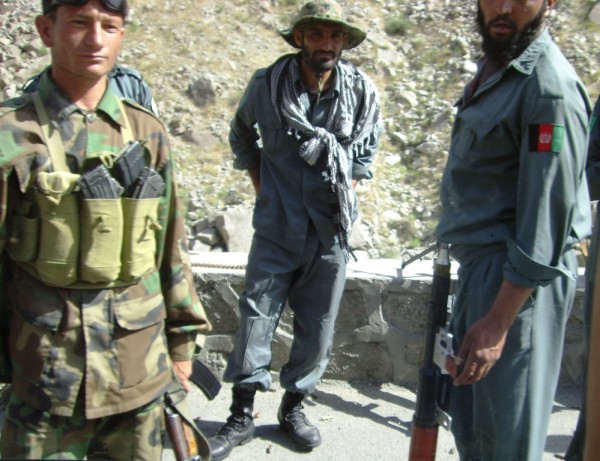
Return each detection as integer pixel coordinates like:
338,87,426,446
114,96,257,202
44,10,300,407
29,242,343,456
165,393,210,461
165,359,221,461
408,242,453,461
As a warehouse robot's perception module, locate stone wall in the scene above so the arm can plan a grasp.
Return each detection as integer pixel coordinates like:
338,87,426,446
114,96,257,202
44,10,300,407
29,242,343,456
192,253,586,387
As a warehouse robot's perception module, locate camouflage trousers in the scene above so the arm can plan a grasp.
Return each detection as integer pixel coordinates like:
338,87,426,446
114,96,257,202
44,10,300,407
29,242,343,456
0,390,165,460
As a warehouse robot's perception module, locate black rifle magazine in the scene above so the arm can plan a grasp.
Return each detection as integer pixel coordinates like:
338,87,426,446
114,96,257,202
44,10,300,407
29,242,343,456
189,359,221,400
131,168,166,199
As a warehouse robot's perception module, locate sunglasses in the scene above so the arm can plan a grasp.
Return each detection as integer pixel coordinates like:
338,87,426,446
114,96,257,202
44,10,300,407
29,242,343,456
42,0,128,15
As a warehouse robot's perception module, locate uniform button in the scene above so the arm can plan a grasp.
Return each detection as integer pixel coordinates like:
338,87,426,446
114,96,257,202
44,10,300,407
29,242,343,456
85,113,95,123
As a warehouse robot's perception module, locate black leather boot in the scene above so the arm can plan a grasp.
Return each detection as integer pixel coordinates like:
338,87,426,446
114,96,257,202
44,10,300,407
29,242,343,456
277,391,321,451
209,386,256,460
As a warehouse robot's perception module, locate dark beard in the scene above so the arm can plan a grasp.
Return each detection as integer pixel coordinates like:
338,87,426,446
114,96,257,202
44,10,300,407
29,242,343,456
300,47,340,73
477,2,547,65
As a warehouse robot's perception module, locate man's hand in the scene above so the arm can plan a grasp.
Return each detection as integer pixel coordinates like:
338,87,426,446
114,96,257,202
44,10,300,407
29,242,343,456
451,314,508,385
450,279,533,386
172,360,193,392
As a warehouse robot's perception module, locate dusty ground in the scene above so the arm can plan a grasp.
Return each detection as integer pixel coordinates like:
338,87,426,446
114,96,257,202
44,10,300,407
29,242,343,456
163,378,582,461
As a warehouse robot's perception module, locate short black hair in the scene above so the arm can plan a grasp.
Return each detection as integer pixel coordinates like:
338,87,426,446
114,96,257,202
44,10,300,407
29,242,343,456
41,0,129,17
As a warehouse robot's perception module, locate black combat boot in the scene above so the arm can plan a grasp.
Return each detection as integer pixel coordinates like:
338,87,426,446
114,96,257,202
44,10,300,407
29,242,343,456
209,386,256,460
277,391,321,451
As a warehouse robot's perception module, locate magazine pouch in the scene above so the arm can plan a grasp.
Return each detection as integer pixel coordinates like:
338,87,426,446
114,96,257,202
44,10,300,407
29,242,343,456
6,200,39,263
80,198,124,283
120,197,161,281
34,171,80,287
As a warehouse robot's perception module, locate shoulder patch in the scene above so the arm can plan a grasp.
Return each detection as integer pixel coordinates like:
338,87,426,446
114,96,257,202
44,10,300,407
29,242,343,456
528,123,564,154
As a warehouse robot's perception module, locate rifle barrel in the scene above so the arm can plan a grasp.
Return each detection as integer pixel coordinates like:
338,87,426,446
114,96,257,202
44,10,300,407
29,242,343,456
408,242,451,461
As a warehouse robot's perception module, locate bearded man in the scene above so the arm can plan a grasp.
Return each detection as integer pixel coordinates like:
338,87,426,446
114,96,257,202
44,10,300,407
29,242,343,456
436,1,592,460
207,1,382,459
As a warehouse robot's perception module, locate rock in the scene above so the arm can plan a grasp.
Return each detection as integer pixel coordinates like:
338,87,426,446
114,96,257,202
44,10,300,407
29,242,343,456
213,207,254,252
1,0,597,261
187,74,217,108
590,4,600,25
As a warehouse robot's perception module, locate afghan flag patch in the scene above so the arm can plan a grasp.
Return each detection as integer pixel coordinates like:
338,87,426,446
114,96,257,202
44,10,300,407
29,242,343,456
528,123,564,154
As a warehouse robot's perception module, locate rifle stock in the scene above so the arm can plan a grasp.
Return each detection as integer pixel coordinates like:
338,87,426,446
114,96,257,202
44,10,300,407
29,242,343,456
163,359,219,461
164,393,204,461
408,242,452,461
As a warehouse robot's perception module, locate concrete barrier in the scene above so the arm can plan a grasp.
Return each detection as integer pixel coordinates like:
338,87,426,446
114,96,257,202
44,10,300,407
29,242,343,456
192,253,586,386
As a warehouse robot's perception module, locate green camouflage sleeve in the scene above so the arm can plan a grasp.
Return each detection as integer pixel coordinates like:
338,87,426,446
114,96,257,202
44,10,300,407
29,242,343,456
0,168,11,380
120,99,213,360
153,134,212,360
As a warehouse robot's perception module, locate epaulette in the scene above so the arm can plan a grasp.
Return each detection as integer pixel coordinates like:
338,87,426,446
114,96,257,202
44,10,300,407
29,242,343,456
254,68,268,79
0,95,30,117
112,65,144,82
121,97,157,118
120,97,165,130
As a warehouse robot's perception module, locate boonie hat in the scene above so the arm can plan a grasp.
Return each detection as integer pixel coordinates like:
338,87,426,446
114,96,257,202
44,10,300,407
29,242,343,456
42,0,128,16
280,1,367,50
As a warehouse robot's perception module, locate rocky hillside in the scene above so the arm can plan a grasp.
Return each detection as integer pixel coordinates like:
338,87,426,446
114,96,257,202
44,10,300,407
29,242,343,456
2,0,600,259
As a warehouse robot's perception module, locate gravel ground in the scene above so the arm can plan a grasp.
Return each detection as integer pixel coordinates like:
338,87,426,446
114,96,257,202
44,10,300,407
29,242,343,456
163,378,582,461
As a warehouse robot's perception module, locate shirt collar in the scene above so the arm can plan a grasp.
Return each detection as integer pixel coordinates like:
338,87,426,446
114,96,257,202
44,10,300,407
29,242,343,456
460,28,551,107
507,28,551,76
36,68,129,129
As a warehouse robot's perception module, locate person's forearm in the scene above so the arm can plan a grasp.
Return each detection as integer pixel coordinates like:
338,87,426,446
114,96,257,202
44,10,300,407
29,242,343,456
487,279,534,330
248,168,260,194
453,279,534,385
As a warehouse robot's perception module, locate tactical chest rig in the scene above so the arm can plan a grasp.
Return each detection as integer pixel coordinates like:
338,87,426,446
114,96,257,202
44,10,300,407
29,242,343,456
6,93,163,288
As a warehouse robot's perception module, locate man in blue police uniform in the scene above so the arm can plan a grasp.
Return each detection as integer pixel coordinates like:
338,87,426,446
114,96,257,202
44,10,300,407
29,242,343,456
207,1,382,460
437,1,592,460
564,95,600,461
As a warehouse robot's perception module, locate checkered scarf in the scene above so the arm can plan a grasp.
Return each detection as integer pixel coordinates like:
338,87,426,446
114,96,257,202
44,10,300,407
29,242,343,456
266,53,381,261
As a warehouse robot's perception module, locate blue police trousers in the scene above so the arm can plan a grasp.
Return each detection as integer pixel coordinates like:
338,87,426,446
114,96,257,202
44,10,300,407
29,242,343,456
223,232,346,394
449,248,577,461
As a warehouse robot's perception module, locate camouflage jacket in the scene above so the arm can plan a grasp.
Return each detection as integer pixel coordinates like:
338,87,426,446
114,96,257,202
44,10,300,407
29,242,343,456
0,71,211,418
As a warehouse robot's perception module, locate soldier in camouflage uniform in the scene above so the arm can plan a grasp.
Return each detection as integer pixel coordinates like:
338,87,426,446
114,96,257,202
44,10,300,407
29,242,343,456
0,0,211,459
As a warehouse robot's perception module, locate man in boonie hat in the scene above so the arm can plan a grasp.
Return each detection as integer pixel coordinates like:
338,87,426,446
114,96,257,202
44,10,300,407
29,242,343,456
279,0,367,50
208,1,382,460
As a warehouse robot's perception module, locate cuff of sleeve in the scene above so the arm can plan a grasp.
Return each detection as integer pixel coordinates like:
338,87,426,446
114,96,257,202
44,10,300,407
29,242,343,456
233,155,261,171
168,333,197,362
503,238,574,288
352,165,372,181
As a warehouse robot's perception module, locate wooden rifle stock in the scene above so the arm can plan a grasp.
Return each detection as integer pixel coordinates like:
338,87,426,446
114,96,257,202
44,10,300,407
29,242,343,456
163,360,220,461
164,394,202,461
408,242,452,461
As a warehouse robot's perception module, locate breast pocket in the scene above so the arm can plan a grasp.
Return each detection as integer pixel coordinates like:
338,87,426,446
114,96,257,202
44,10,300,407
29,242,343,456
451,106,497,166
453,102,522,171
113,292,167,388
256,112,297,155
